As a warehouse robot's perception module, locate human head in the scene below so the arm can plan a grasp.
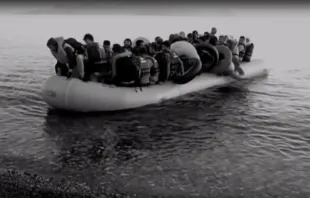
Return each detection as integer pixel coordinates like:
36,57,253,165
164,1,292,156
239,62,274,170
123,38,132,48
246,37,251,44
219,35,225,45
150,42,159,54
211,27,217,35
179,31,186,38
187,33,193,42
135,39,144,48
203,32,210,41
161,40,171,51
46,37,58,52
192,30,199,40
155,36,163,45
112,43,122,54
83,33,94,45
169,34,175,42
103,40,111,50
227,39,237,50
239,36,245,44
209,37,217,46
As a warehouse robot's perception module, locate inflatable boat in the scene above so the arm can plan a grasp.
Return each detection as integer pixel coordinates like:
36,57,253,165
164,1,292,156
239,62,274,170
41,59,268,112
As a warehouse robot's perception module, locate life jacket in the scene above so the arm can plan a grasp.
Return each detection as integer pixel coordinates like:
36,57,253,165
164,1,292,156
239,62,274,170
238,43,246,62
144,56,159,85
137,56,152,86
243,43,254,62
63,38,85,55
85,42,105,64
50,37,72,65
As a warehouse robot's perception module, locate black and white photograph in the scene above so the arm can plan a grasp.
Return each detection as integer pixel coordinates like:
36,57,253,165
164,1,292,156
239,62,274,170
0,0,309,197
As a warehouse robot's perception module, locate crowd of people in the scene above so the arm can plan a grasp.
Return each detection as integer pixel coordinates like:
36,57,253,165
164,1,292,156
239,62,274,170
46,27,254,86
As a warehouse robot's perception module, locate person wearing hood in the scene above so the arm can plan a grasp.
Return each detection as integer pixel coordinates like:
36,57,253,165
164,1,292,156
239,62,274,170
46,36,85,79
123,38,133,51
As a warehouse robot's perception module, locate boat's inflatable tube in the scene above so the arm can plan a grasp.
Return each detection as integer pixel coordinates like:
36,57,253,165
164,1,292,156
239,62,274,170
210,45,233,75
195,43,219,72
170,41,202,84
41,59,268,112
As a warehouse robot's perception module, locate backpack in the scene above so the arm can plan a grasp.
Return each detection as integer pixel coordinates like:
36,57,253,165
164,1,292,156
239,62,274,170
63,38,85,55
86,43,102,64
115,56,140,83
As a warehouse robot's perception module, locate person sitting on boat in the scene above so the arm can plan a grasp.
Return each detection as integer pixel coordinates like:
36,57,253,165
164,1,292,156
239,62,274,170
186,33,192,43
123,38,133,51
168,34,179,44
46,36,85,79
210,27,219,43
243,37,254,62
155,36,164,46
132,39,145,56
198,33,208,44
179,31,186,39
218,35,228,46
111,44,137,85
161,40,184,81
82,33,107,81
139,45,159,85
148,42,160,55
238,36,246,62
227,38,245,75
192,30,200,45
103,40,113,61
209,36,217,46
202,32,210,42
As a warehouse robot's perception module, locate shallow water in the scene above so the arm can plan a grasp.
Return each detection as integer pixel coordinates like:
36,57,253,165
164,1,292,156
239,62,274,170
0,7,310,197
